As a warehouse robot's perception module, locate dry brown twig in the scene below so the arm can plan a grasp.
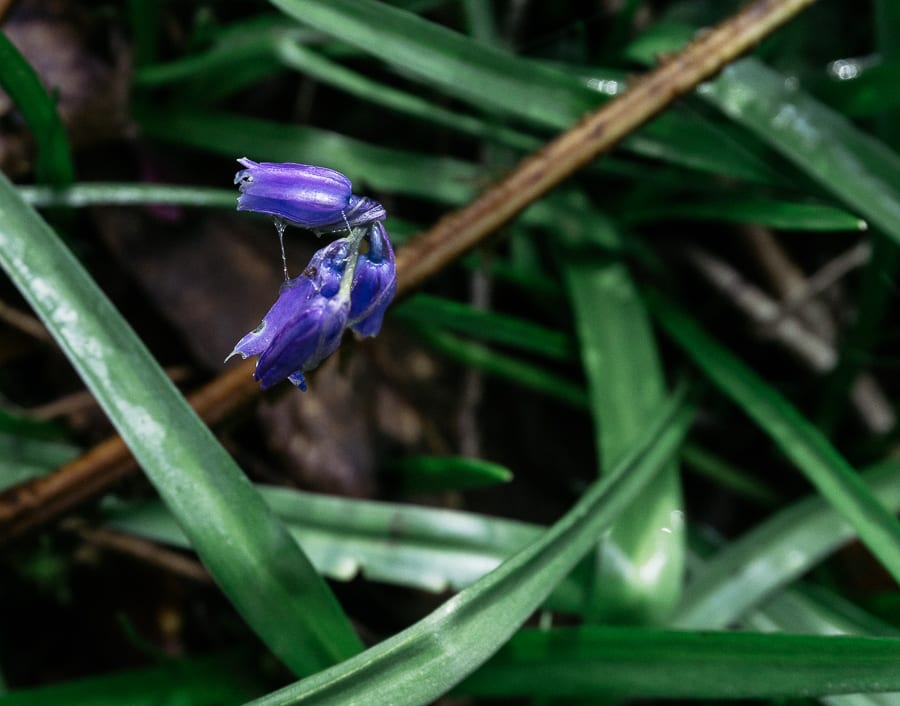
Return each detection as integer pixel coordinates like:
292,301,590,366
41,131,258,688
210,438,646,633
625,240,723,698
0,0,818,543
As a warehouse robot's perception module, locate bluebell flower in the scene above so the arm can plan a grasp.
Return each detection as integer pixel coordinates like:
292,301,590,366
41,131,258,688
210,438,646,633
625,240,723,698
227,239,352,391
235,158,385,231
229,159,397,391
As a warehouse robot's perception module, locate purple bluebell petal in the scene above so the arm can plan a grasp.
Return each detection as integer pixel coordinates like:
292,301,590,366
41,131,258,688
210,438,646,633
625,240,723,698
226,276,315,361
348,222,397,337
235,158,354,228
254,294,350,390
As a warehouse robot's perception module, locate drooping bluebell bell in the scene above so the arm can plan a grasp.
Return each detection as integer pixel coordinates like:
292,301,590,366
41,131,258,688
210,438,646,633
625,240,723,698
228,160,397,391
234,158,385,231
347,222,397,337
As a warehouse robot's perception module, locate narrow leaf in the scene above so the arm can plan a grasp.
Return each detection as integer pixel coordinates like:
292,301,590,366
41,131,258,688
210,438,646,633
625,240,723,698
0,173,361,675
647,290,900,584
245,392,693,706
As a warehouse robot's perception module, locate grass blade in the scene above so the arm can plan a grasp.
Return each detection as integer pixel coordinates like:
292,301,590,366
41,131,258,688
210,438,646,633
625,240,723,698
646,290,900,584
564,222,683,623
0,173,361,675
459,628,900,699
675,460,900,628
0,33,74,186
245,391,693,705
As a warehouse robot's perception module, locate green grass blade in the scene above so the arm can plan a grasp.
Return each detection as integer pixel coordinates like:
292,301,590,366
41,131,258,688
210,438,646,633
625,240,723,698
624,196,866,232
392,294,575,361
106,486,537,595
245,392,693,706
459,628,900,699
699,58,900,248
646,290,900,584
411,326,588,408
0,173,361,674
675,460,900,628
680,443,781,506
137,109,481,204
269,0,788,185
273,38,537,152
18,183,235,209
0,430,80,491
107,483,593,611
385,455,513,493
271,0,595,129
565,230,683,623
0,655,256,706
0,32,74,186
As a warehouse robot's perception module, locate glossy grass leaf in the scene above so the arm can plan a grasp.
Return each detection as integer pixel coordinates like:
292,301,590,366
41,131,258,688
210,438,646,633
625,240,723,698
564,219,683,624
675,460,900,628
269,0,790,185
646,290,900,584
17,183,235,210
0,173,361,675
0,33,74,186
747,593,900,706
244,392,693,706
458,628,900,699
106,487,539,595
106,485,601,614
697,58,900,247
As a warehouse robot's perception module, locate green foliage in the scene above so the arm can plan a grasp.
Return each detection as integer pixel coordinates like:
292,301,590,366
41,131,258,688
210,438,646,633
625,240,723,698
2,1,899,705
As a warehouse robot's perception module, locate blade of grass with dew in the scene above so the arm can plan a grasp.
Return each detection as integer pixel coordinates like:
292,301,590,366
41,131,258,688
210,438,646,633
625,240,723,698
564,219,683,623
674,459,900,628
0,173,361,675
457,628,900,699
0,654,258,706
623,196,866,232
0,33,74,186
242,390,693,706
646,290,900,584
268,0,792,186
391,294,575,362
696,58,900,249
623,25,900,244
106,485,592,611
384,456,513,493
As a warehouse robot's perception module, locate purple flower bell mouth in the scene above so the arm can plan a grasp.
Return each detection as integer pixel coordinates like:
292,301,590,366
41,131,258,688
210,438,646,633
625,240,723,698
228,159,397,392
235,158,386,231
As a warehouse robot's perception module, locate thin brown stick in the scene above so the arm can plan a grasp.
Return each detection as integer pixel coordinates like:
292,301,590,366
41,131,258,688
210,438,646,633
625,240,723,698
0,0,817,543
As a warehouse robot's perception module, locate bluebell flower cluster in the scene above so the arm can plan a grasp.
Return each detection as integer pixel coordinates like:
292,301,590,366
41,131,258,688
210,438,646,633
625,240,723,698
227,159,397,391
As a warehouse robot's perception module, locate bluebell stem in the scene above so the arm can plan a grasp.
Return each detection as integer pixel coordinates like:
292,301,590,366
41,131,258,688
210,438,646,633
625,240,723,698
235,158,385,231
